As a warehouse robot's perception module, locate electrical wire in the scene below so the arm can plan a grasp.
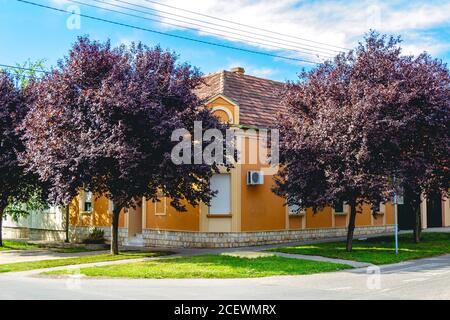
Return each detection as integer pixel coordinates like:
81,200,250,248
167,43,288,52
68,0,334,59
16,0,322,64
96,0,341,56
142,0,350,51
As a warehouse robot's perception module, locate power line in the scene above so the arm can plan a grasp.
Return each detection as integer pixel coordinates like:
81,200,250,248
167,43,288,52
0,63,49,74
0,68,44,81
69,0,333,59
17,0,321,64
92,0,336,57
142,0,350,51
100,0,342,56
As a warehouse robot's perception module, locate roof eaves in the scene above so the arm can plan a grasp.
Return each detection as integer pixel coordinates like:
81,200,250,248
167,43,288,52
204,93,240,108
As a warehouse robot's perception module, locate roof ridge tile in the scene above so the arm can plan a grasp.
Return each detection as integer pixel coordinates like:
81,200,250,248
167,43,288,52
196,69,286,129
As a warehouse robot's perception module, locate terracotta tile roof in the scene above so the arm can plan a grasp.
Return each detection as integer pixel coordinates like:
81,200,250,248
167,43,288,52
195,70,285,128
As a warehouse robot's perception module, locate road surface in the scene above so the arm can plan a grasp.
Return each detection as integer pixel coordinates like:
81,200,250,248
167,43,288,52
1,254,449,299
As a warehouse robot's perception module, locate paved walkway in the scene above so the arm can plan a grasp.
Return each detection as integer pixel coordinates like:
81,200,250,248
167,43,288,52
272,252,371,268
1,253,450,299
422,227,450,233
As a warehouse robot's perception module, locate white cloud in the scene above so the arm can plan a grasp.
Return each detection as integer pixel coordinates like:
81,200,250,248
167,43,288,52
142,0,450,58
226,60,277,78
55,0,450,61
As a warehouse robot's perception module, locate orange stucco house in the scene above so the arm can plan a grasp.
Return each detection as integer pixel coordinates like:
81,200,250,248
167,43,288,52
69,67,402,248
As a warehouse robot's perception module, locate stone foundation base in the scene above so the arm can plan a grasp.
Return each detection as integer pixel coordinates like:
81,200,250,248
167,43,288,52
141,225,395,248
5,225,394,248
70,226,127,244
2,226,127,244
2,226,65,241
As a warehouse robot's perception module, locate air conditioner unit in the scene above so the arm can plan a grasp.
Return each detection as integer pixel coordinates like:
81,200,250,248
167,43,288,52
247,171,264,185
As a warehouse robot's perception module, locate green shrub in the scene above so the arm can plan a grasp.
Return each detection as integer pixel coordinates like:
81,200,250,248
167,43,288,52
83,228,105,244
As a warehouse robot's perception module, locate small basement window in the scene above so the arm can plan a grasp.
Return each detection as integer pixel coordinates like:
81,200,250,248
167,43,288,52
83,191,93,213
334,201,347,215
287,197,305,216
334,202,343,212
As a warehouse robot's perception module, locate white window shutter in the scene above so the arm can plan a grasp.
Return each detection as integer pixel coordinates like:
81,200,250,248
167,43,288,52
209,174,231,214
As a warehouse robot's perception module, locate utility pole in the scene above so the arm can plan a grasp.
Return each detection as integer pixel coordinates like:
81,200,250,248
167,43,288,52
394,192,399,255
393,176,400,255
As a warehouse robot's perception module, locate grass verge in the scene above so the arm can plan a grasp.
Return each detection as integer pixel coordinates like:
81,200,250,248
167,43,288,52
0,251,170,273
42,254,350,279
0,240,108,253
0,240,41,251
270,232,450,265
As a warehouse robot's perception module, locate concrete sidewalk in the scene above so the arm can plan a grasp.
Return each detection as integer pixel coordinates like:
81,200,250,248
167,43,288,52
272,252,371,268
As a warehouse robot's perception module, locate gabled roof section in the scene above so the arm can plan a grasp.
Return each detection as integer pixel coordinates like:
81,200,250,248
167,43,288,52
195,70,286,128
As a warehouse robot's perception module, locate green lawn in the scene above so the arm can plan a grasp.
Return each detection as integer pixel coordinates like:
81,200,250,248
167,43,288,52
0,240,107,253
0,240,40,251
0,251,170,273
46,245,109,253
270,232,450,265
43,254,350,279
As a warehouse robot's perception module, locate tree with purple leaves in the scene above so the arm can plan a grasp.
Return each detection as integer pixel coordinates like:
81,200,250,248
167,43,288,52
375,41,449,243
275,32,449,251
21,37,230,254
0,71,46,246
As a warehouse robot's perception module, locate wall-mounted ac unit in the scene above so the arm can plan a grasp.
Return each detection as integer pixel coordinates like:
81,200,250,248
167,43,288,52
247,171,264,185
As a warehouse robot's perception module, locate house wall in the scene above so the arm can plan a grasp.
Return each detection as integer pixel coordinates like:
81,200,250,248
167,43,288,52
235,129,383,232
444,198,450,227
66,94,399,244
2,206,66,241
69,194,124,228
306,208,333,229
145,198,200,231
334,214,348,227
385,202,395,225
356,203,374,226
3,206,64,231
208,96,238,124
240,163,286,231
288,215,304,229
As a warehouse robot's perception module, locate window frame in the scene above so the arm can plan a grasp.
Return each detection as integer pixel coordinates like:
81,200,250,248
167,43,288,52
333,201,349,215
208,173,232,215
154,192,167,216
80,190,93,214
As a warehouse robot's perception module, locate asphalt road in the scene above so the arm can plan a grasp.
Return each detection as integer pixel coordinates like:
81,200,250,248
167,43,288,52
1,254,449,300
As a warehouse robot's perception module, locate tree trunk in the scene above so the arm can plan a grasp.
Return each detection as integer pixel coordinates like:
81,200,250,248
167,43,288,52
111,207,121,255
64,204,70,243
413,204,422,243
406,189,422,244
346,200,357,252
0,206,4,247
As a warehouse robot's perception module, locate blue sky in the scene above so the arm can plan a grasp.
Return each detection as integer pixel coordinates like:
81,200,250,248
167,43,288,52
1,0,450,82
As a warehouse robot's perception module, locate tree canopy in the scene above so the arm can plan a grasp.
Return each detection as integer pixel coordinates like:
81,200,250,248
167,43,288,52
21,37,230,253
0,71,45,245
275,32,449,250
